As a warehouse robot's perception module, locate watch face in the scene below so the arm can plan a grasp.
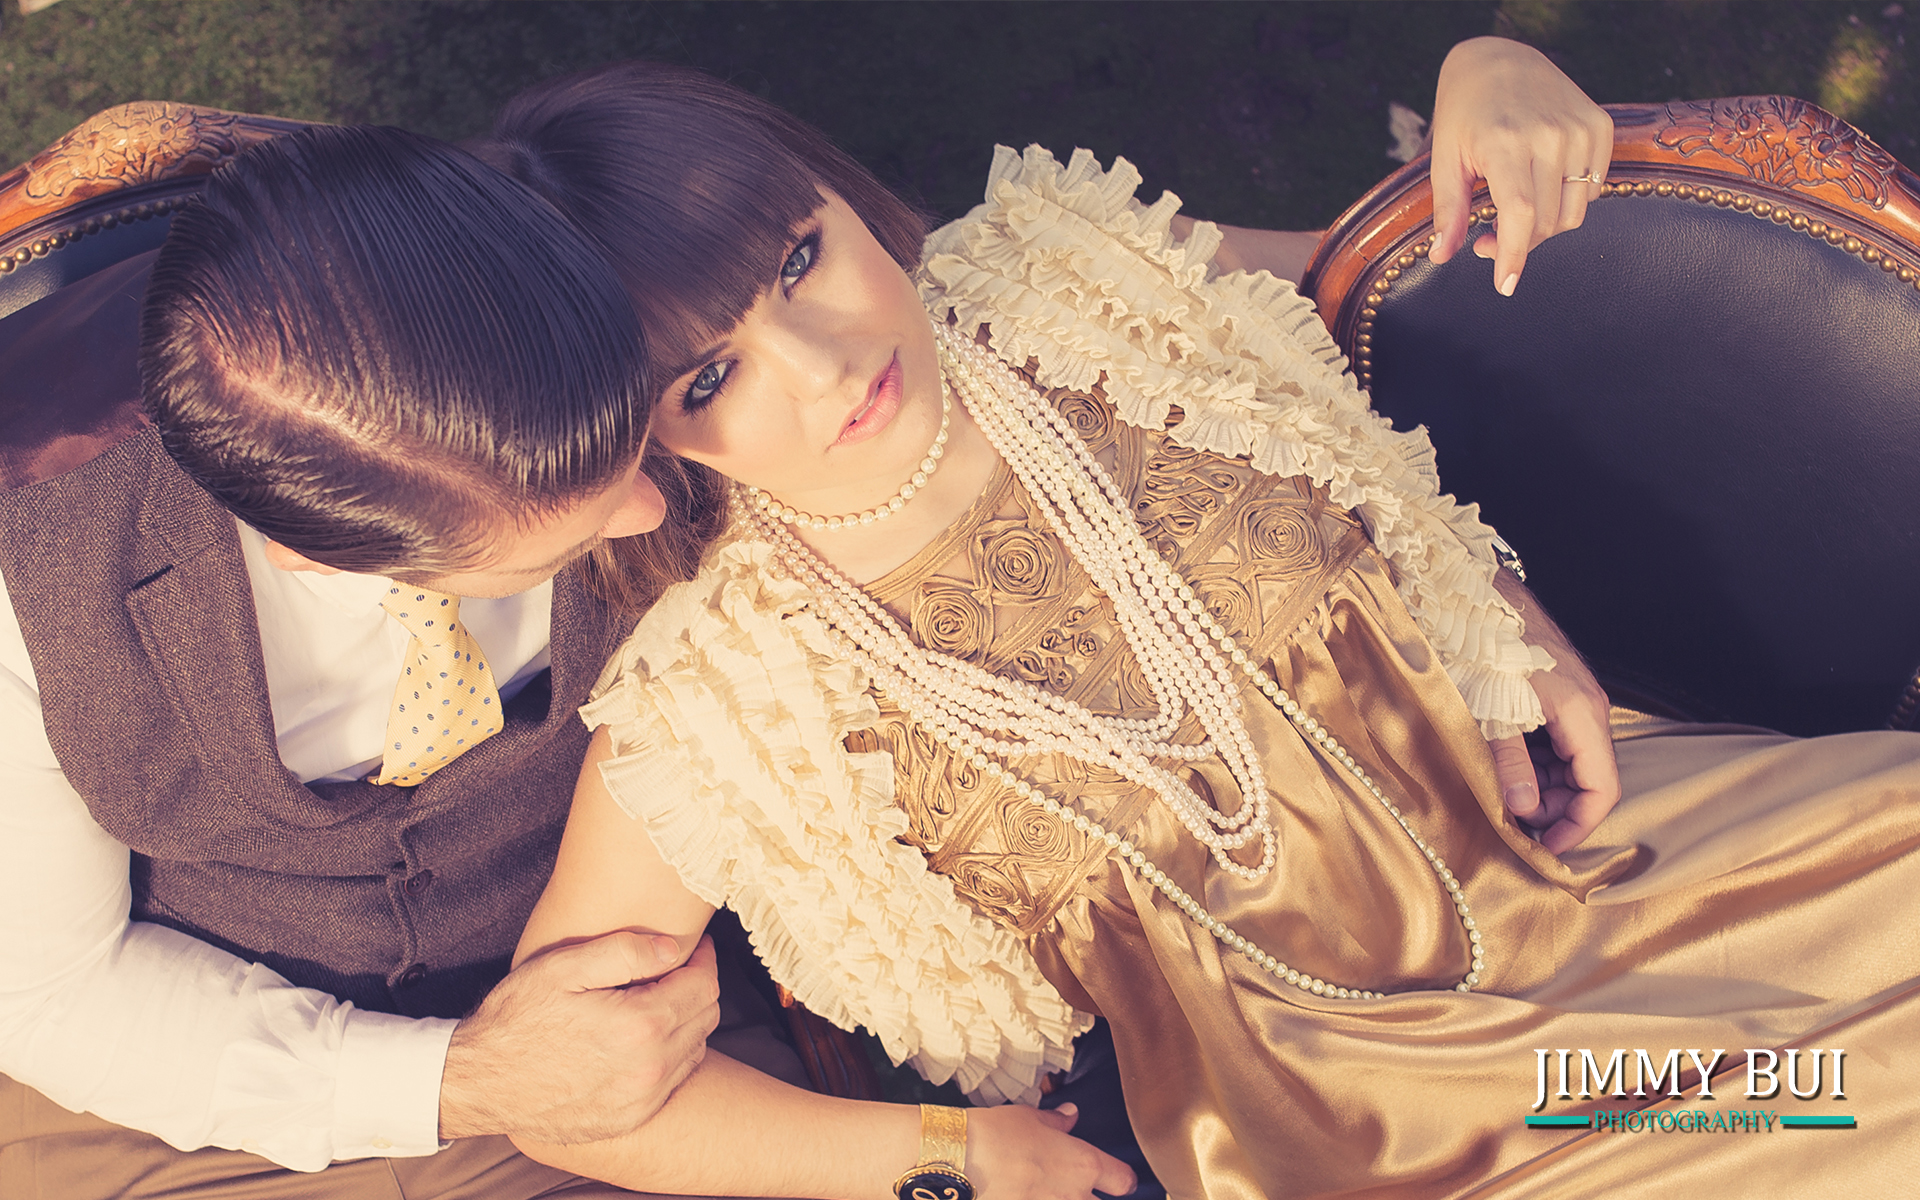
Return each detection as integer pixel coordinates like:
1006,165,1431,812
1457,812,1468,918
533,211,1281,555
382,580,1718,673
896,1166,975,1200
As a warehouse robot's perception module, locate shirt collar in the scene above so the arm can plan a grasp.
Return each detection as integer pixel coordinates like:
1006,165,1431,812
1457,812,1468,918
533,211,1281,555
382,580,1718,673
235,521,398,615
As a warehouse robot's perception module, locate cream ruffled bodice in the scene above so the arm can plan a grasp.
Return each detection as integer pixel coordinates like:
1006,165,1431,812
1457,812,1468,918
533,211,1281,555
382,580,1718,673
582,146,1548,1106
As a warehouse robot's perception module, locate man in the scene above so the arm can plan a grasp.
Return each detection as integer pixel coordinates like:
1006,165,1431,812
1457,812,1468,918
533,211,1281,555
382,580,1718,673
0,123,797,1198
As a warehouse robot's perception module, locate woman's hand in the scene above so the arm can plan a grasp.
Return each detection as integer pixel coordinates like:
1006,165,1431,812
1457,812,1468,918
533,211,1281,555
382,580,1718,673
968,1102,1137,1198
1488,570,1620,855
1428,37,1613,295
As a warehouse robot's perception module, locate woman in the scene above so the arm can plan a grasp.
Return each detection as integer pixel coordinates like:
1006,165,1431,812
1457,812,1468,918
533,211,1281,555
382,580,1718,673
481,40,1920,1199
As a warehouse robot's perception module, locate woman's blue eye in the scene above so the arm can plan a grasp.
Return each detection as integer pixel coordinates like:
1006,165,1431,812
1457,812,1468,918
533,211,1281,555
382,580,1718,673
780,237,816,284
684,360,731,410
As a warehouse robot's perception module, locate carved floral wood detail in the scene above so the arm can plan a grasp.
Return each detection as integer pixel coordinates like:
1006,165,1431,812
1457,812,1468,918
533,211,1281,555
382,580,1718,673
1656,97,1900,209
0,102,304,238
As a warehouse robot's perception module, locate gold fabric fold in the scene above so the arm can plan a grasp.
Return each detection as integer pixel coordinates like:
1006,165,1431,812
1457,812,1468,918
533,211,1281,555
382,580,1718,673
865,398,1920,1198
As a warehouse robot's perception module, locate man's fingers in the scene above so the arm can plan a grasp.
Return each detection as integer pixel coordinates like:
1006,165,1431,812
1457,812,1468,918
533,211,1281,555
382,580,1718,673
1488,735,1541,821
536,929,681,993
629,935,722,1021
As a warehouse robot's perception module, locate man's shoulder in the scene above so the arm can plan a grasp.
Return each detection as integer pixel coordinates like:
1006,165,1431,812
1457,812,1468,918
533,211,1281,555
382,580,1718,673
0,252,156,492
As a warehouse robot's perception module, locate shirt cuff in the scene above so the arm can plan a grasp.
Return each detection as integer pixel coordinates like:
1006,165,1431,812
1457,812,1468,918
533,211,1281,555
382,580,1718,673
331,1008,458,1160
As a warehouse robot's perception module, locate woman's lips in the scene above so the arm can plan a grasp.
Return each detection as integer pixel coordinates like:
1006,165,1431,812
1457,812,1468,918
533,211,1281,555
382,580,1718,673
835,354,903,447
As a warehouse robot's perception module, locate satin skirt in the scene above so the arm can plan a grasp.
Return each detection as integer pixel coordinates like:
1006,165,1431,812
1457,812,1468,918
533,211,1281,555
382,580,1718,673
1028,552,1920,1198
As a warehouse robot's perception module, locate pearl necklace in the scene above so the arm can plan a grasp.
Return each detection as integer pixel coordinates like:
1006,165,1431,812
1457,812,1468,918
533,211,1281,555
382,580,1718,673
744,385,952,531
742,320,1484,997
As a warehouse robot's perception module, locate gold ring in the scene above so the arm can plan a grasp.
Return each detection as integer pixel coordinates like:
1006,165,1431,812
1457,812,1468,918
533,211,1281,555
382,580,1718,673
1564,171,1605,185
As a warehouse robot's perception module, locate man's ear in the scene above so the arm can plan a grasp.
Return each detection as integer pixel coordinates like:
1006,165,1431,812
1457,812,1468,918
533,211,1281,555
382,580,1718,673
262,540,343,575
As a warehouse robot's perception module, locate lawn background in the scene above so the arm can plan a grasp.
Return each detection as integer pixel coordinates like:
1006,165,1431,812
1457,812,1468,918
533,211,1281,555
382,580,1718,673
3,0,1915,233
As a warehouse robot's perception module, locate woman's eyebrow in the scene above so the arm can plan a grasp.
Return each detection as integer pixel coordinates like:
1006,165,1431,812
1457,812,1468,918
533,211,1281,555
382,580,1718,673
660,342,726,386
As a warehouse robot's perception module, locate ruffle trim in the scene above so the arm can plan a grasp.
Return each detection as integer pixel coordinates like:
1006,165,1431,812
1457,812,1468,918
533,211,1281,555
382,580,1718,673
921,144,1550,739
583,538,1090,1106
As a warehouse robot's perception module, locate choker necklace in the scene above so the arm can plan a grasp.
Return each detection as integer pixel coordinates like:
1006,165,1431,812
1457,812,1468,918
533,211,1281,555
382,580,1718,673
744,318,1485,999
744,384,952,531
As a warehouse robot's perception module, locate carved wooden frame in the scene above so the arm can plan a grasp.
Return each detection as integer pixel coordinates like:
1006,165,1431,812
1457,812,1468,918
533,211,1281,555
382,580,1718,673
0,101,309,272
1301,96,1920,731
1303,97,1920,390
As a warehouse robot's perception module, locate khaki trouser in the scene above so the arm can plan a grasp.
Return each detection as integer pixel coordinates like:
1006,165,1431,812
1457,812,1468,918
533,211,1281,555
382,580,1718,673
0,1074,660,1199
0,923,809,1200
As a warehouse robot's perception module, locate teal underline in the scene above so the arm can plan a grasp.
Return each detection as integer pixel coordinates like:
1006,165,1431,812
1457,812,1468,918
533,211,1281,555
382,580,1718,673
1780,1115,1856,1127
1525,1115,1591,1127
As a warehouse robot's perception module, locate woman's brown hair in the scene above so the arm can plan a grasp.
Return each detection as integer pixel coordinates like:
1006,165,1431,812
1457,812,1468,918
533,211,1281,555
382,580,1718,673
470,61,931,614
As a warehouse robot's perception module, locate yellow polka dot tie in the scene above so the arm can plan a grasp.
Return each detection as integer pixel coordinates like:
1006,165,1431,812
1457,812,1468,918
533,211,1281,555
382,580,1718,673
372,586,505,787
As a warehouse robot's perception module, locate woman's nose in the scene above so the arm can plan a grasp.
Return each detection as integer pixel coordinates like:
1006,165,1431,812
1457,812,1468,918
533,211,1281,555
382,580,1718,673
763,310,860,411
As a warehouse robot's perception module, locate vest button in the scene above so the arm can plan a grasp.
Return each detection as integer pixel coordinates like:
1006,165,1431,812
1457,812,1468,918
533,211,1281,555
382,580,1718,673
404,869,436,896
398,963,429,989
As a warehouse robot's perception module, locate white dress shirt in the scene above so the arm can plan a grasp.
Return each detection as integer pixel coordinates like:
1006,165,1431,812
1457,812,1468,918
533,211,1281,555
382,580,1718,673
0,521,554,1171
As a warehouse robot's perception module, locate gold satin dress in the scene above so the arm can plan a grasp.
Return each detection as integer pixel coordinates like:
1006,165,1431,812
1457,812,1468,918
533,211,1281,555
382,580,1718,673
846,385,1920,1198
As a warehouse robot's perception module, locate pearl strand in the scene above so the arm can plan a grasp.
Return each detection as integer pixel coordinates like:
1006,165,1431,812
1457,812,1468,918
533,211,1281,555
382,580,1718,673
757,514,1273,870
745,320,1483,994
934,323,1482,992
938,330,1274,851
746,349,1279,876
745,384,952,530
872,635,1485,999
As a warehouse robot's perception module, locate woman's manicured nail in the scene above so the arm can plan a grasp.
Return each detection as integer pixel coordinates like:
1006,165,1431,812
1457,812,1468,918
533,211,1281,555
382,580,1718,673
1498,272,1519,297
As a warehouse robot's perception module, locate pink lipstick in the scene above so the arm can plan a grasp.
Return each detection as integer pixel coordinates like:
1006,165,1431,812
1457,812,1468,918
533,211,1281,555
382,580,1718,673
835,354,903,446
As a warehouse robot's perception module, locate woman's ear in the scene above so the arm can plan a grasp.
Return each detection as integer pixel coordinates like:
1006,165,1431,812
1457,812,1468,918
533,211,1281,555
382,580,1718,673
262,540,343,575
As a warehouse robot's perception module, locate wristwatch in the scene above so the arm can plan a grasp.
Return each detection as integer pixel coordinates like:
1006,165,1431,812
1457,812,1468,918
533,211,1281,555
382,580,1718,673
892,1104,975,1200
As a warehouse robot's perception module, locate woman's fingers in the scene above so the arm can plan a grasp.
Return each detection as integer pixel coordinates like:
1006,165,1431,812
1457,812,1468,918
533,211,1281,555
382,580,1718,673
970,1103,1137,1198
1091,1150,1140,1197
1430,37,1612,291
1428,146,1477,265
1488,734,1543,823
1038,1101,1079,1132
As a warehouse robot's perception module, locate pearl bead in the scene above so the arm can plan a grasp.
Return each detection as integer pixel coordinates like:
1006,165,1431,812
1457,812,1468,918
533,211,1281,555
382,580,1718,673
748,320,1487,1002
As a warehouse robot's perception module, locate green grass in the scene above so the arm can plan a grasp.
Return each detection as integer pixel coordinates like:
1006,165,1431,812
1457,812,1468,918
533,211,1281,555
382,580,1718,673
5,1,1916,231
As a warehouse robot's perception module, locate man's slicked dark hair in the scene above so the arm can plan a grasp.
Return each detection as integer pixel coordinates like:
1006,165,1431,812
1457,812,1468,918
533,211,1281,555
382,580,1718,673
468,60,931,611
141,123,651,575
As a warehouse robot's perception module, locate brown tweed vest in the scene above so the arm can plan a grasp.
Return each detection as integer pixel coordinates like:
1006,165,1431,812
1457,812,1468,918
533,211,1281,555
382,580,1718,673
0,253,629,1019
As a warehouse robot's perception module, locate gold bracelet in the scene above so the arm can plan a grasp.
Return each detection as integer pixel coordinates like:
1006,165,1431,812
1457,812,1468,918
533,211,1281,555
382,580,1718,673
892,1104,974,1200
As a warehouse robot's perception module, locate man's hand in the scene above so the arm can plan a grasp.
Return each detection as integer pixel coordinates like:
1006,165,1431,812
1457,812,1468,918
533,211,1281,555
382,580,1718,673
1428,37,1613,295
439,932,721,1144
1488,571,1620,854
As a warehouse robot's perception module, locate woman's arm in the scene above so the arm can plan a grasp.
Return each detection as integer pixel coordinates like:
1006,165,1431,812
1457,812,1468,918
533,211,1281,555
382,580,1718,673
515,726,719,971
511,727,1136,1199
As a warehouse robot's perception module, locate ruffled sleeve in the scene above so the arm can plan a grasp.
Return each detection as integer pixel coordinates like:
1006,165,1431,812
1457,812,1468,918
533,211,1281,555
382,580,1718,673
581,536,1090,1106
920,145,1551,739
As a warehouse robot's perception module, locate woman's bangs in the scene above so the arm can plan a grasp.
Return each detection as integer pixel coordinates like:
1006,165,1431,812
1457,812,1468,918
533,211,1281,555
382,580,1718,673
620,154,827,394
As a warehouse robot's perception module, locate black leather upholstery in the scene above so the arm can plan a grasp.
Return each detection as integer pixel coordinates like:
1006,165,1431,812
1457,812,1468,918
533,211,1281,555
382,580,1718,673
0,196,179,320
1365,194,1920,736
